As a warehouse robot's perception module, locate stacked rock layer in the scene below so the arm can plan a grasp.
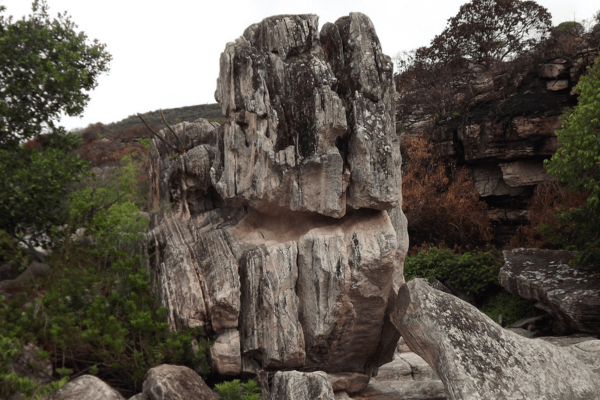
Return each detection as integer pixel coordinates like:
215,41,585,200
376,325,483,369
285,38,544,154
148,12,408,378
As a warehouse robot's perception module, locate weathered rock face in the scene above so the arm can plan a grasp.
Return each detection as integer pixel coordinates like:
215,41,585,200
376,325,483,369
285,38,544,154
269,371,335,400
391,279,600,400
500,248,600,334
52,375,126,400
142,365,218,400
148,12,406,377
396,30,600,244
212,13,399,218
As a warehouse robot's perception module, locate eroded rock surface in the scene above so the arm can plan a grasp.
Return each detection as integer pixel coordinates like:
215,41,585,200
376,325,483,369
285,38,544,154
500,248,600,334
270,371,335,400
142,365,217,400
51,375,125,400
391,279,600,400
148,12,406,377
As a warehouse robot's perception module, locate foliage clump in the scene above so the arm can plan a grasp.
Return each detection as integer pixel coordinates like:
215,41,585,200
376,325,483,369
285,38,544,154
0,0,111,149
424,0,552,68
215,379,262,400
0,152,211,398
542,54,600,267
404,247,503,299
396,0,552,122
480,291,541,327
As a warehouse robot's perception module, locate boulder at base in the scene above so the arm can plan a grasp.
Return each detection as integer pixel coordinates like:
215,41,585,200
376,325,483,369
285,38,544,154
500,248,600,334
51,375,125,400
391,279,600,400
142,364,217,400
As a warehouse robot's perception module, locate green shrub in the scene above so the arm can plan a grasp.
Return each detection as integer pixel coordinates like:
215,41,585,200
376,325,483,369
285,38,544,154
0,152,211,398
404,247,503,297
480,292,541,327
544,54,600,268
215,379,262,400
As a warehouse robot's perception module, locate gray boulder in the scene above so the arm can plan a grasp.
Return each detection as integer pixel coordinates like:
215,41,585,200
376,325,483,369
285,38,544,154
51,375,125,400
142,364,217,400
270,371,335,400
148,12,407,377
500,248,600,334
391,279,600,400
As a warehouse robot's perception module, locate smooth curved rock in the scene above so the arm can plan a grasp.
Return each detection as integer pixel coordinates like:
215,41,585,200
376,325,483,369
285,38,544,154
391,279,600,400
142,364,217,400
500,248,600,334
51,375,125,400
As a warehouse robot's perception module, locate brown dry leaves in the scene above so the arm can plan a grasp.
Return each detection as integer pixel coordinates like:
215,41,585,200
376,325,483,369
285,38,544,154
402,136,492,249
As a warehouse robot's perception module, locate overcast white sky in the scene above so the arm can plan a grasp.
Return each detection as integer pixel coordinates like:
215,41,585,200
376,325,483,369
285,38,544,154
2,0,598,130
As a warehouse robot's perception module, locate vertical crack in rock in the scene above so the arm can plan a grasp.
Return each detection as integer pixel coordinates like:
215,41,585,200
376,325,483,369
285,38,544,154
149,12,408,378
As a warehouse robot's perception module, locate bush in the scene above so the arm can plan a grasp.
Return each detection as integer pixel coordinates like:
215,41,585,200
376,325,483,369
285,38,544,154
0,151,210,398
510,181,588,249
543,54,600,268
554,21,585,36
480,291,541,327
402,136,492,248
404,247,503,298
215,379,262,400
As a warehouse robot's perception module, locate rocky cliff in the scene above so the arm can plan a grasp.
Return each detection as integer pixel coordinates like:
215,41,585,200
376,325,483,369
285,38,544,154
396,28,600,243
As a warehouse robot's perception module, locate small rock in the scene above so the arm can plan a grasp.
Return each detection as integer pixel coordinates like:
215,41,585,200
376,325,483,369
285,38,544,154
209,329,241,375
546,80,569,91
52,375,125,400
270,371,335,400
328,372,370,394
142,364,217,400
509,315,548,329
128,394,149,400
353,381,446,400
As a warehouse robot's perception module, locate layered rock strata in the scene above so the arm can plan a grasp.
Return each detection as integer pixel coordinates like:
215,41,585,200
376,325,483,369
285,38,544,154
148,12,407,379
500,248,600,334
396,28,600,242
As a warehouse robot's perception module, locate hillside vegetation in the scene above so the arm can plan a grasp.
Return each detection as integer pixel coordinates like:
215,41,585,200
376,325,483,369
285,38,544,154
74,103,222,167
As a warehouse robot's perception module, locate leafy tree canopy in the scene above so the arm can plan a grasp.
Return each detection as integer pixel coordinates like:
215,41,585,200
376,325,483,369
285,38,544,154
544,55,600,266
545,56,600,214
0,1,110,259
407,0,552,71
0,0,111,149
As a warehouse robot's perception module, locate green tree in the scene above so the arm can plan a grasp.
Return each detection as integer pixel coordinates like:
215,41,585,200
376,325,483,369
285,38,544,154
544,54,600,266
0,135,88,259
0,1,111,260
0,0,111,149
426,0,552,68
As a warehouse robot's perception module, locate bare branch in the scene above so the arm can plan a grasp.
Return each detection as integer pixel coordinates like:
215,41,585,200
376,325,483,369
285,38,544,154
137,113,179,153
159,109,184,150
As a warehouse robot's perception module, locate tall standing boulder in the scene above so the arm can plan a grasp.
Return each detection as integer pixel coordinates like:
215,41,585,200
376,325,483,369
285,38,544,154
148,12,407,378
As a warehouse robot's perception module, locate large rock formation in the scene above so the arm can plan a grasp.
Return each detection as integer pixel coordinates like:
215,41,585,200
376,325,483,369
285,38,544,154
391,279,600,400
148,12,407,379
500,248,600,334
